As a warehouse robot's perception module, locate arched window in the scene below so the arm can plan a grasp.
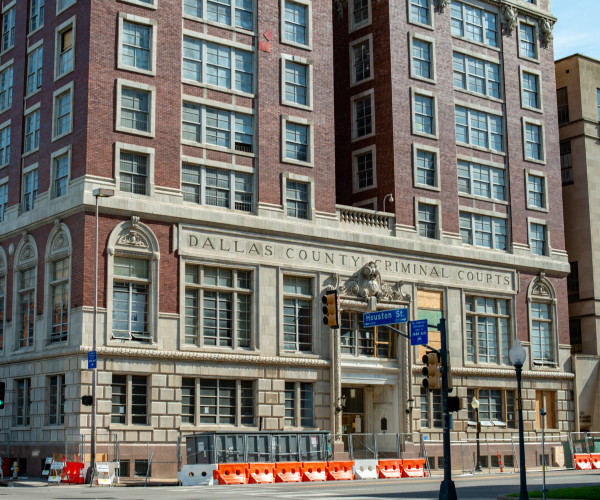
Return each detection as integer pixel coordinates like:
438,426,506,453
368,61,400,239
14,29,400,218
45,222,72,344
106,218,159,343
527,274,558,366
0,245,6,351
13,235,38,350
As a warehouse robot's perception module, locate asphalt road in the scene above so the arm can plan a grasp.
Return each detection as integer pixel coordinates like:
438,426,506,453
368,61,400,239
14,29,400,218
0,469,599,499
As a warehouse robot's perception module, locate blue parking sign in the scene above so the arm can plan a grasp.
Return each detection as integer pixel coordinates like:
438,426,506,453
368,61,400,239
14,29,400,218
410,319,428,346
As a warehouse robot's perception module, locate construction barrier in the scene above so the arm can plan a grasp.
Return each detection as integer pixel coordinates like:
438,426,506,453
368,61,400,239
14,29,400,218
326,461,354,481
574,454,592,470
213,463,248,484
66,462,85,484
178,464,217,486
352,459,378,480
246,463,275,484
377,459,402,479
401,458,426,477
275,462,302,483
301,461,327,482
590,454,600,470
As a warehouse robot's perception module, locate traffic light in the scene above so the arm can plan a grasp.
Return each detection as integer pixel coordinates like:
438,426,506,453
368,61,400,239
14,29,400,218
422,351,441,390
82,395,94,406
0,381,5,410
447,396,461,413
322,290,340,329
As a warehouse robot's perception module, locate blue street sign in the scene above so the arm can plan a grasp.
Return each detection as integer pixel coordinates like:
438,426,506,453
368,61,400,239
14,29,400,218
363,308,408,328
410,319,428,346
88,351,97,370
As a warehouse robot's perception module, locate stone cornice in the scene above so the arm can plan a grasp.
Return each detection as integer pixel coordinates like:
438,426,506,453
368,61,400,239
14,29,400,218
412,364,574,380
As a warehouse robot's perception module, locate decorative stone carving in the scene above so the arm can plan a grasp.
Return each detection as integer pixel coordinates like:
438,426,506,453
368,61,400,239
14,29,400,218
502,5,517,35
540,18,554,45
131,216,140,228
532,281,550,297
437,0,450,13
54,219,61,229
333,0,347,19
118,231,148,248
0,254,4,269
339,261,409,303
20,244,35,261
52,234,68,252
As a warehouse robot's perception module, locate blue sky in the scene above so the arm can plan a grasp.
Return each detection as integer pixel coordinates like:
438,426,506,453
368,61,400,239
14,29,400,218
552,0,600,61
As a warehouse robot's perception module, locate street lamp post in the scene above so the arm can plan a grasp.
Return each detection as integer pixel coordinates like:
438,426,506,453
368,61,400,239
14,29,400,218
471,397,482,472
509,339,529,500
90,188,114,484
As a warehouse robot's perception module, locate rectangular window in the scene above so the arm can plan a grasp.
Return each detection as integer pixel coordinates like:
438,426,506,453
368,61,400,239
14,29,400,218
527,174,545,209
0,275,4,349
181,378,195,424
524,122,543,161
416,149,436,187
352,0,369,29
420,387,442,429
412,39,432,80
23,170,38,212
53,153,69,198
54,89,72,138
352,39,370,83
121,88,150,133
286,180,309,219
450,0,498,48
522,72,540,109
455,106,503,152
529,222,546,255
24,109,41,153
410,0,430,25
340,311,398,358
0,183,6,222
198,379,254,425
112,256,150,341
285,381,314,427
457,160,505,201
284,1,308,46
285,121,309,162
122,21,151,71
465,296,510,365
531,301,554,363
111,374,127,424
417,203,437,238
459,212,507,250
556,87,568,125
0,125,9,166
284,60,308,106
560,141,572,185
0,64,12,111
49,257,69,343
56,25,74,77
414,94,434,135
48,374,65,425
111,374,149,425
283,276,313,351
119,152,147,195
569,319,582,354
26,46,43,95
1,7,15,52
519,23,537,59
193,0,253,30
30,0,45,33
18,269,36,349
184,265,252,348
16,378,31,426
131,375,148,424
356,151,374,190
354,95,372,138
453,52,500,98
467,388,515,428
58,0,76,11
535,391,556,429
567,262,579,302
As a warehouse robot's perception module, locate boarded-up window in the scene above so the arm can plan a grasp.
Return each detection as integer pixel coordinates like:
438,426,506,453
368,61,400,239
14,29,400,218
535,391,556,429
417,289,443,358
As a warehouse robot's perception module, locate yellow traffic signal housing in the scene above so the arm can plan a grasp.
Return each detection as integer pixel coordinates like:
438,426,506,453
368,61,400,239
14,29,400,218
422,351,441,390
322,290,340,329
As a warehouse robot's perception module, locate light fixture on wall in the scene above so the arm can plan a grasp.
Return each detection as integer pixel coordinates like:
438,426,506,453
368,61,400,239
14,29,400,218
336,394,347,413
383,193,394,212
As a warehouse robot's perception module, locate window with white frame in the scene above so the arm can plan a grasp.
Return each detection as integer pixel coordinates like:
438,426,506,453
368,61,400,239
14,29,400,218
26,45,43,95
0,63,12,111
409,0,431,26
283,0,309,47
47,374,65,425
530,301,553,363
351,0,370,30
453,52,500,98
183,36,253,94
49,257,69,343
0,182,7,222
411,37,433,81
56,21,74,78
121,20,152,72
413,93,435,137
182,102,254,152
18,266,36,349
420,387,442,429
524,121,543,161
1,6,15,52
285,381,314,427
465,296,510,365
283,57,310,108
283,118,311,163
467,388,515,428
112,257,151,341
24,108,40,154
22,168,38,212
182,378,254,425
184,265,252,348
53,86,73,139
351,36,371,84
111,374,149,425
459,211,507,250
415,147,437,188
286,180,309,219
53,152,69,198
29,0,44,33
119,86,151,134
183,0,253,30
455,105,503,152
15,378,31,426
354,149,374,191
283,276,313,352
450,0,498,48
417,202,438,238
340,311,397,358
457,160,506,201
519,22,537,60
119,151,148,195
182,163,253,212
353,94,373,138
529,221,546,255
0,124,9,166
58,0,76,12
521,70,540,109
527,172,546,210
